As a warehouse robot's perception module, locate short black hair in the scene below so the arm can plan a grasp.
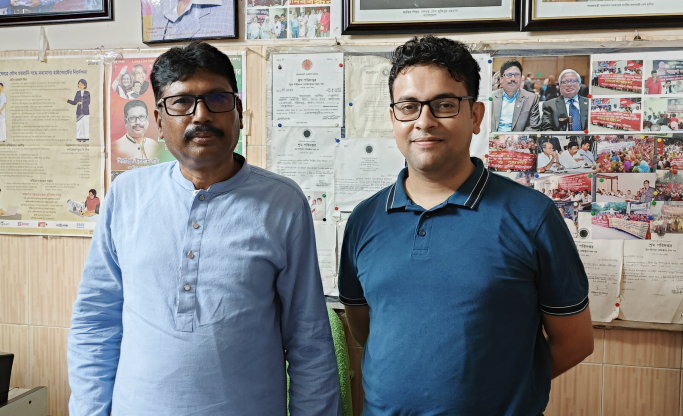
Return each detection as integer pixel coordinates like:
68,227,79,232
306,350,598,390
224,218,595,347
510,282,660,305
123,100,148,119
389,36,480,102
652,70,657,74
567,141,578,149
151,41,238,103
500,60,523,76
581,138,591,146
89,189,97,197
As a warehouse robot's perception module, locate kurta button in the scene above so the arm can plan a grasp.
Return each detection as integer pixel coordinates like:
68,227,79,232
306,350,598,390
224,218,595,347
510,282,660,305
418,229,426,236
192,222,199,229
187,251,194,259
199,195,205,201
184,284,191,291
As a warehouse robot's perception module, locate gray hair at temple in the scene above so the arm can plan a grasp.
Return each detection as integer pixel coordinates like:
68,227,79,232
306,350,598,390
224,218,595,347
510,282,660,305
559,69,581,84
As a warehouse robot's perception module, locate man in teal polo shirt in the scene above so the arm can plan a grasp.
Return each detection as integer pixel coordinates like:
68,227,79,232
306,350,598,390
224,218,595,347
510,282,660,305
338,36,594,415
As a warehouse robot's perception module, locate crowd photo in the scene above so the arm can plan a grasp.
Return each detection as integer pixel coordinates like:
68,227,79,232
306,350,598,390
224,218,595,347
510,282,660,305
657,135,683,169
595,135,655,173
651,203,683,236
655,171,683,201
591,202,651,240
591,60,643,95
643,98,683,131
487,134,537,172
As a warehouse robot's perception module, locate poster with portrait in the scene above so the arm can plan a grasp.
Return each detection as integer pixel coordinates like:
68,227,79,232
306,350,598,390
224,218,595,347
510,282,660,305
107,51,246,183
644,58,683,95
141,0,237,42
0,0,111,26
0,57,104,236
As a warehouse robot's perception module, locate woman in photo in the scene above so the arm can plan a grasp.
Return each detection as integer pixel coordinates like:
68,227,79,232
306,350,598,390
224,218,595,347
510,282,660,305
248,16,262,39
298,10,307,38
319,8,330,37
112,66,133,99
260,17,273,39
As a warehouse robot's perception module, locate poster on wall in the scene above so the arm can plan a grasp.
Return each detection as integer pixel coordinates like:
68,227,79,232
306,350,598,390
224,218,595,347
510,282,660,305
141,0,237,42
0,0,111,26
108,51,246,183
0,57,104,236
246,0,333,40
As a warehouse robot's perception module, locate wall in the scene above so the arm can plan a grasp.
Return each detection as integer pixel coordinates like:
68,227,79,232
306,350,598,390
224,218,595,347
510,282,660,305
2,1,683,415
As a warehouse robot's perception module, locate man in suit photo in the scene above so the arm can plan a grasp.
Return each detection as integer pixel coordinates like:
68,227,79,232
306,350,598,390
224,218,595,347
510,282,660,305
491,60,540,132
541,69,589,132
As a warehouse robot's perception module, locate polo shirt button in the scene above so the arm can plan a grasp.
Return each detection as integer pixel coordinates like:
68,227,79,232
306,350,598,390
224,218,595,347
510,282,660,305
418,229,426,236
184,284,191,291
199,195,205,201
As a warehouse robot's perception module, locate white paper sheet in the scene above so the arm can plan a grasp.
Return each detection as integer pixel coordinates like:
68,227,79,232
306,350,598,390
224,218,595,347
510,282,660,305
574,239,622,322
619,240,683,323
313,221,338,296
270,127,338,221
344,55,393,139
272,53,344,127
334,138,405,212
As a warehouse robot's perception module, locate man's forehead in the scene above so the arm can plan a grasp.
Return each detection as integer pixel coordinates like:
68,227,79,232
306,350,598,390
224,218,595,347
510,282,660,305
161,72,233,96
127,106,147,116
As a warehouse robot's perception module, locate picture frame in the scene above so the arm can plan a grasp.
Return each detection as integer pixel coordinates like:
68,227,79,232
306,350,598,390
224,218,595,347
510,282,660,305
342,0,520,35
141,0,238,43
523,0,683,32
0,0,112,27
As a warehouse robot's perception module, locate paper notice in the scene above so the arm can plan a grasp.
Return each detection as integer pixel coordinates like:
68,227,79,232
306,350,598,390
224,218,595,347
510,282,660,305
574,239,622,322
272,53,344,127
344,55,393,138
334,138,405,212
314,221,338,296
270,127,338,221
619,240,683,323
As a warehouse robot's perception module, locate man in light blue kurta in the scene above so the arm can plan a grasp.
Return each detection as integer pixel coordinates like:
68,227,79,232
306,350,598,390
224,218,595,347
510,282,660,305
68,41,340,416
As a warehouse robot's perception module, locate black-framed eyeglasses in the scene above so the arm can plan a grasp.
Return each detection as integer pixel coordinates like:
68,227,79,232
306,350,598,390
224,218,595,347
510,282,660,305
390,96,473,122
157,92,238,116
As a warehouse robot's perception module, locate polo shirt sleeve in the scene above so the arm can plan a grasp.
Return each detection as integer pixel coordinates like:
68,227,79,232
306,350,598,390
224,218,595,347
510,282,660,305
534,203,589,316
337,216,367,306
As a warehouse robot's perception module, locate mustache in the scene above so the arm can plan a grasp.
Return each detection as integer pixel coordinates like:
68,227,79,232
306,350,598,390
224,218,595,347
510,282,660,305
183,125,225,142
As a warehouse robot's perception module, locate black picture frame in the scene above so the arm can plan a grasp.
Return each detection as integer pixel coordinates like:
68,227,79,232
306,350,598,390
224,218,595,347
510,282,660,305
141,0,238,44
523,0,683,31
0,0,112,27
342,0,521,35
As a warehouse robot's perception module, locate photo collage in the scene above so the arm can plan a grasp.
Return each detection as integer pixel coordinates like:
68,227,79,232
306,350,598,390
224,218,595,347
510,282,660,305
246,0,331,40
488,52,683,241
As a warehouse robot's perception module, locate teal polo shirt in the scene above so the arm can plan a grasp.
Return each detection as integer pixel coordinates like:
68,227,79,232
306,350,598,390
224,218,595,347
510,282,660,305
338,157,589,416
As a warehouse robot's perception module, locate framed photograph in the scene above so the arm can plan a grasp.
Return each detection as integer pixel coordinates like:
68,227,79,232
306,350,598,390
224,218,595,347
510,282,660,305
523,0,683,31
342,0,520,35
141,0,237,43
0,0,111,26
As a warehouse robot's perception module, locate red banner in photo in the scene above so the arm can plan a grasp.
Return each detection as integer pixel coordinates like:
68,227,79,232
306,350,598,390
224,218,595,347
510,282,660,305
591,217,610,228
591,112,641,131
671,157,683,168
487,150,536,171
597,74,642,93
662,205,683,215
558,173,592,192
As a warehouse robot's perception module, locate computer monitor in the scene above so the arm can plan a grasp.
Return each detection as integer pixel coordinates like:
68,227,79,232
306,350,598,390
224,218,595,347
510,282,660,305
0,352,13,403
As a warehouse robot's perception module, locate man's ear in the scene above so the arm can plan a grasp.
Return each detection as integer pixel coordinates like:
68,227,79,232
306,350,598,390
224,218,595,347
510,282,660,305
471,101,486,136
154,109,164,140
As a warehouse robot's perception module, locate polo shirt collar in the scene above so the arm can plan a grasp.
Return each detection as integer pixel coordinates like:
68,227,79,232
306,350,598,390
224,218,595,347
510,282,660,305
386,157,490,212
172,153,250,193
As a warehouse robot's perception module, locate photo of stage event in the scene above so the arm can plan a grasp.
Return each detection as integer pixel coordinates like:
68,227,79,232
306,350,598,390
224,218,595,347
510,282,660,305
534,172,593,210
595,173,656,203
487,135,537,172
590,97,642,133
656,135,683,169
655,171,683,201
536,135,597,173
596,135,655,173
643,97,683,131
650,202,683,240
591,60,643,96
591,202,651,240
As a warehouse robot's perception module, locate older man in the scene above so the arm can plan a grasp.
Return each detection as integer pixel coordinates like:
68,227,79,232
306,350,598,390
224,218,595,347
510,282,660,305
541,69,589,131
68,41,341,416
111,100,160,162
491,60,540,132
340,36,592,415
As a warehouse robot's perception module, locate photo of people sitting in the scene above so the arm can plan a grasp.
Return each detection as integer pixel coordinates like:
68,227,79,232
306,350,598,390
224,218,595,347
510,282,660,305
657,135,683,168
595,135,655,173
536,135,596,173
534,172,593,210
591,60,643,95
590,97,642,132
643,98,683,131
595,173,656,203
591,202,651,240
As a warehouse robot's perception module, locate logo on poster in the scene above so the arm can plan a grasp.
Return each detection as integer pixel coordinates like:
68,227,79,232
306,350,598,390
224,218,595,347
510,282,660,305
302,60,313,70
76,223,85,229
17,222,29,227
38,222,47,227
0,221,9,226
56,223,69,228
